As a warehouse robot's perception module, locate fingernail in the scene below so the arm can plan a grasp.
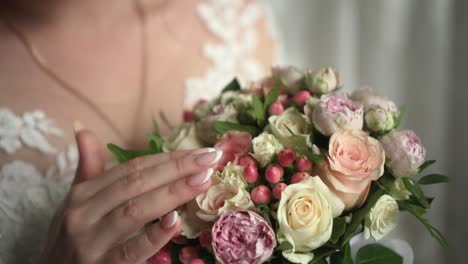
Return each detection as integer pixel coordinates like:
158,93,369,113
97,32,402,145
187,168,213,186
161,211,178,229
195,149,223,166
73,120,84,134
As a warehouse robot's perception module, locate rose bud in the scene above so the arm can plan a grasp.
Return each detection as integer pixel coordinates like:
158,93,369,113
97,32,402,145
179,246,198,264
291,172,311,184
265,164,284,184
295,157,312,172
306,66,340,94
251,185,272,204
243,164,259,183
189,259,205,264
273,182,288,199
292,90,311,107
152,250,172,264
278,148,296,167
269,101,285,115
365,106,399,133
239,155,258,168
199,230,212,247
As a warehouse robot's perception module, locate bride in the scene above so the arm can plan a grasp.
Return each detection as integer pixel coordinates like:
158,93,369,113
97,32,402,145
0,0,277,263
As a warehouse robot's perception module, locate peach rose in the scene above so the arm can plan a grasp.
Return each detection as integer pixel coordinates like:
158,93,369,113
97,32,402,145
318,129,385,209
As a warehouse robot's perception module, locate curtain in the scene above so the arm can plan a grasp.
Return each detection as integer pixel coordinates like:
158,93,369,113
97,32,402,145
267,0,468,263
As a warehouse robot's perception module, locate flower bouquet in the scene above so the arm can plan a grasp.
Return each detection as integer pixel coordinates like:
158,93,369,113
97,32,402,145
108,66,448,264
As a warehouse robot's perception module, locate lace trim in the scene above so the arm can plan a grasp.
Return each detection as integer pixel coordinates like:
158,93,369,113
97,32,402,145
0,108,63,154
184,0,266,107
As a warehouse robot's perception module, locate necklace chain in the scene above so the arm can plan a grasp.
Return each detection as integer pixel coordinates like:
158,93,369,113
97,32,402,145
1,0,148,145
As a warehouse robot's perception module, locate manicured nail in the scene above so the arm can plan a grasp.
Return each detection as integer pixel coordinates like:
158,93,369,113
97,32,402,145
195,149,223,166
192,148,216,155
73,120,84,134
161,211,178,229
187,168,213,186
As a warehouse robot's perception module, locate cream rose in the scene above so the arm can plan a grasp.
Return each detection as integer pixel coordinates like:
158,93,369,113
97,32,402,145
364,194,398,240
268,108,312,147
219,162,247,188
196,176,254,222
389,178,411,201
252,132,283,167
305,67,340,94
164,123,204,151
277,177,344,264
220,91,253,109
319,129,385,209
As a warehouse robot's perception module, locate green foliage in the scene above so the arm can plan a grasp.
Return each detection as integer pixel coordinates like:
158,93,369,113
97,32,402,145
401,178,429,208
264,82,281,111
107,132,165,163
418,174,449,185
330,217,347,244
213,121,260,136
277,241,293,251
330,243,353,264
221,78,241,93
418,160,436,173
355,244,403,264
252,95,266,127
394,105,406,128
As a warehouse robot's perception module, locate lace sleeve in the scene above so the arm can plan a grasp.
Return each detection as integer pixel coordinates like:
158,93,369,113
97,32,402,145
0,107,77,264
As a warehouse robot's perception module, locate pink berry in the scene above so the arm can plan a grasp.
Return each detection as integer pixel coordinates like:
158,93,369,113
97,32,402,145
265,164,284,184
295,157,312,172
239,155,258,168
251,185,272,204
292,91,311,107
278,148,296,167
199,230,212,247
269,101,285,115
243,164,259,183
179,246,198,264
189,259,205,264
291,172,311,184
273,182,288,199
152,250,172,264
183,111,196,122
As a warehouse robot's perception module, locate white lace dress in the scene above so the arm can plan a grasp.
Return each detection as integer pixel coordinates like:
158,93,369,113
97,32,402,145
0,1,279,263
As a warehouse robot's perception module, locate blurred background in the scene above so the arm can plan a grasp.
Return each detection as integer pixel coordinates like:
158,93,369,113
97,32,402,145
267,0,467,263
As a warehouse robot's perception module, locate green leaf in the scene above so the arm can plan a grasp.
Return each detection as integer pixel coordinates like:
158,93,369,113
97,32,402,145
151,115,161,135
264,82,280,111
394,105,406,128
418,160,436,173
213,121,260,136
310,257,328,264
397,201,426,216
310,247,338,264
330,243,353,264
107,144,152,163
237,110,257,126
221,78,241,93
355,244,403,264
402,178,429,208
252,95,266,127
418,174,449,185
277,241,293,251
330,217,347,244
147,133,164,154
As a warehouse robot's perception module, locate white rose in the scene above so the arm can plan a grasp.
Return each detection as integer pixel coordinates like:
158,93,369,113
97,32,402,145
268,108,312,147
305,67,340,94
252,132,283,167
180,200,211,239
164,123,204,151
389,178,411,201
220,162,247,188
365,106,398,133
195,175,254,222
364,194,398,240
277,177,345,263
220,91,253,109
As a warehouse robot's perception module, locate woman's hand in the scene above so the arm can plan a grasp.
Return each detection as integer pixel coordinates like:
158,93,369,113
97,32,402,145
38,129,222,264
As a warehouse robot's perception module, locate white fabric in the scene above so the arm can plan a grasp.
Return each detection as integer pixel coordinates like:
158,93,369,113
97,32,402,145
0,1,272,263
268,0,466,263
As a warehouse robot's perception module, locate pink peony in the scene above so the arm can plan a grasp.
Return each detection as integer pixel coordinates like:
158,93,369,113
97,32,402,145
310,93,364,136
214,131,253,171
318,129,385,209
212,210,276,264
379,130,426,178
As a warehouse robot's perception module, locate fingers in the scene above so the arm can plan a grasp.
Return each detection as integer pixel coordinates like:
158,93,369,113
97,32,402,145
95,170,211,249
100,211,180,264
79,148,221,224
73,123,105,184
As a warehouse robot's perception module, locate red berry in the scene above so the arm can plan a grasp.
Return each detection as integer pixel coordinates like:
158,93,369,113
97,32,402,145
199,230,212,247
265,164,284,184
183,111,196,122
251,185,272,204
243,164,259,183
273,182,288,199
152,250,172,264
269,101,285,115
239,155,258,168
292,91,311,107
179,246,198,264
295,157,312,172
278,148,296,167
291,172,311,184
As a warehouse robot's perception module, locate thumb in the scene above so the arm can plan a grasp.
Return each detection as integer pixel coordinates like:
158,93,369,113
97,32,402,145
74,121,105,183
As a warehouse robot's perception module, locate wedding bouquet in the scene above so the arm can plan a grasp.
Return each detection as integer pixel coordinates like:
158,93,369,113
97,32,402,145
108,66,448,264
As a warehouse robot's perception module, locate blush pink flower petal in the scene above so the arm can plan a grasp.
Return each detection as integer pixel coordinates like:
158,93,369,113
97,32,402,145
214,131,253,171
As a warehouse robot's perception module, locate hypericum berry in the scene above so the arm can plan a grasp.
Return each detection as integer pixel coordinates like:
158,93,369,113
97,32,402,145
183,111,196,122
251,185,272,204
269,101,285,115
265,164,284,184
278,148,296,167
243,164,259,183
179,246,198,264
273,182,288,199
199,230,212,247
152,250,172,264
295,157,312,172
292,90,311,107
189,259,205,264
291,172,311,184
239,155,258,168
